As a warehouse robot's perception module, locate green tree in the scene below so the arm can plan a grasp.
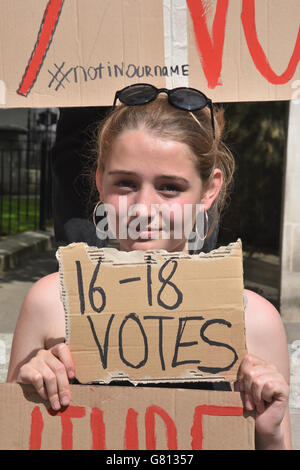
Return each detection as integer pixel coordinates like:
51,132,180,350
218,101,289,254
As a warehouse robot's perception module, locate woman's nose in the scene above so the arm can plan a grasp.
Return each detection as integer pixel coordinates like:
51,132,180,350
130,185,159,220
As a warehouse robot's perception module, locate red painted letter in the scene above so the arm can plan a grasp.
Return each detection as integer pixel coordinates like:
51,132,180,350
17,0,65,96
48,406,86,450
29,406,44,450
90,408,106,450
186,0,229,88
191,404,243,450
124,408,139,450
145,405,177,450
242,0,300,84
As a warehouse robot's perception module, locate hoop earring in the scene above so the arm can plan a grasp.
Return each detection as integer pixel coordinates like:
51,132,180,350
93,201,102,228
93,200,108,239
195,209,209,241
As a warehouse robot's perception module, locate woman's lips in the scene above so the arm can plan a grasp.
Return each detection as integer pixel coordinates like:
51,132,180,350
138,229,162,239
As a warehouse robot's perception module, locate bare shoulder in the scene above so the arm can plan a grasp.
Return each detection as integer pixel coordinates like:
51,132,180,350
244,288,290,380
24,271,65,337
23,270,60,314
7,272,66,381
244,288,285,332
15,272,65,346
26,271,60,299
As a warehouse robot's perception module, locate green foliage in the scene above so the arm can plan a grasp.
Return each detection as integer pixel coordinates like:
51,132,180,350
0,196,39,236
217,101,289,254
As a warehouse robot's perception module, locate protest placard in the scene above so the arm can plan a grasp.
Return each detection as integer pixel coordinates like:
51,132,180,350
0,0,299,107
0,383,254,450
56,240,246,384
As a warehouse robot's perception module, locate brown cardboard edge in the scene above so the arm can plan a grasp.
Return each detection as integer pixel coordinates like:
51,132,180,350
60,238,243,267
75,376,232,387
55,248,70,344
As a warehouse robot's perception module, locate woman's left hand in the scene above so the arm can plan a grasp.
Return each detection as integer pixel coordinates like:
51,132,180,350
236,354,289,448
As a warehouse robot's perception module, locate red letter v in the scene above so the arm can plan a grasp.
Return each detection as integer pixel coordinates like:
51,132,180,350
187,0,229,88
242,0,300,84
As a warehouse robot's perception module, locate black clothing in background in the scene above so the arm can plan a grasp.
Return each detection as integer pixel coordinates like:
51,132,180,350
51,107,110,248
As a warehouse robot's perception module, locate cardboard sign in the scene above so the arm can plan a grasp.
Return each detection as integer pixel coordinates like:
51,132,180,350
57,240,246,385
0,383,255,450
0,0,299,108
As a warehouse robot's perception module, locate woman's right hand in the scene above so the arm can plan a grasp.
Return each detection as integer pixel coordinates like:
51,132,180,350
16,343,75,411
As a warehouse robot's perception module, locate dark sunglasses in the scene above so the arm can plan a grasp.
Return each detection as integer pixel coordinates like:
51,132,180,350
113,83,215,139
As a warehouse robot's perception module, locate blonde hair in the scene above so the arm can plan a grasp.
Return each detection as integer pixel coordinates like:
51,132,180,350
96,95,235,235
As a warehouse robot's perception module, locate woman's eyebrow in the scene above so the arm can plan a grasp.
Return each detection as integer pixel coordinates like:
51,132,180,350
159,175,189,184
107,170,189,184
107,170,137,176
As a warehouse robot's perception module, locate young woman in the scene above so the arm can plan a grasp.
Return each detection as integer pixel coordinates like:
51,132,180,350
7,84,291,449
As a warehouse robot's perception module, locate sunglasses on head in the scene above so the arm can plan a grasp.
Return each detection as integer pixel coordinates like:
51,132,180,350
113,83,215,139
